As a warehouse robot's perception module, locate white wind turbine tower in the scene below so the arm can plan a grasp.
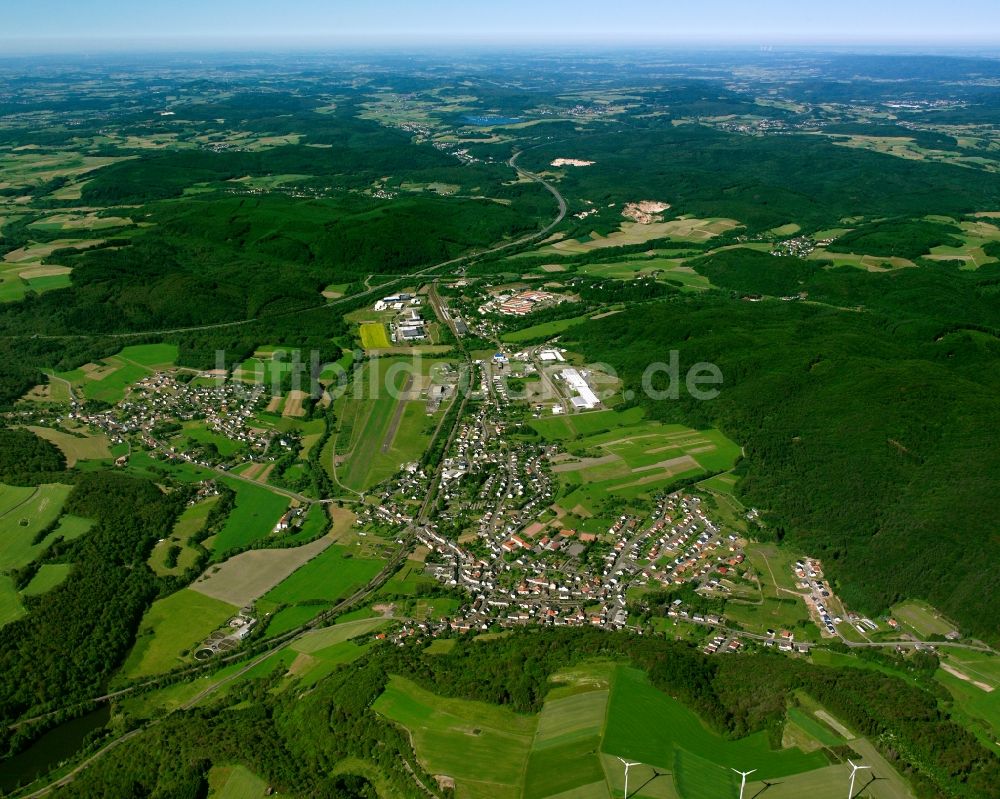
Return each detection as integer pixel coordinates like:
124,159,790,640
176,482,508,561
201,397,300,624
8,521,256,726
732,768,756,799
847,759,870,799
617,757,641,799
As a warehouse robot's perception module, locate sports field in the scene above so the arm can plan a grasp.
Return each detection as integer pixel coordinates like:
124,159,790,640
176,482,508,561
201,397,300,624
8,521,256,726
122,588,237,678
533,409,740,514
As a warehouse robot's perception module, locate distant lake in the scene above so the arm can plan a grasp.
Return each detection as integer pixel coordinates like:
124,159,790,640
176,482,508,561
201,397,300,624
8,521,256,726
463,115,523,126
0,705,109,793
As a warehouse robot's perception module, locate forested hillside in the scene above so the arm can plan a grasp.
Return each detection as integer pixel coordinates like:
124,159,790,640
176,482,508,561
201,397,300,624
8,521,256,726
562,293,1000,640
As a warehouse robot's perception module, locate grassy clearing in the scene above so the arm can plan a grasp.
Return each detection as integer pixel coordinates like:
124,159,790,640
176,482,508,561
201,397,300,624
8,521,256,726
148,495,219,576
21,563,73,597
123,588,237,678
0,575,25,627
118,342,178,369
891,599,958,638
0,483,74,571
207,764,287,799
501,313,595,343
290,616,389,654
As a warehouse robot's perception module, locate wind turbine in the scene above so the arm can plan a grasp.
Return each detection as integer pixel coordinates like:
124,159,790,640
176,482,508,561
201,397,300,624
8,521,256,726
847,760,870,799
617,757,641,799
732,768,756,799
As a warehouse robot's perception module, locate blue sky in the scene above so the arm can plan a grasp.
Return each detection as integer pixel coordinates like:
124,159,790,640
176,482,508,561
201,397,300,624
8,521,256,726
3,0,999,53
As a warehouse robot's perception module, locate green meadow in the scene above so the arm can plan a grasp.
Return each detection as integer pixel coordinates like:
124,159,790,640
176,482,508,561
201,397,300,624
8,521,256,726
0,484,76,571
122,588,237,678
261,545,384,605
210,480,289,556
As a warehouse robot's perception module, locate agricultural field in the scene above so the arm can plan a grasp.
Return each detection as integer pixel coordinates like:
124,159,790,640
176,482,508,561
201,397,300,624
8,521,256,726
260,544,384,606
359,321,392,349
373,662,899,799
208,480,290,556
0,261,72,302
532,409,741,515
53,355,150,404
539,217,741,255
122,588,238,679
190,527,337,608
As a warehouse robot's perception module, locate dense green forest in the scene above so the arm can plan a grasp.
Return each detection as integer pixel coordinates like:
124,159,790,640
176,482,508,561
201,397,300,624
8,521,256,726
0,473,183,728
51,628,999,799
0,429,67,484
518,123,1000,233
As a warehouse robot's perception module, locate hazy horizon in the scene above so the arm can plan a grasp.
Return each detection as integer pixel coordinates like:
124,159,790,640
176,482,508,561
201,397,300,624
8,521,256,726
4,0,999,56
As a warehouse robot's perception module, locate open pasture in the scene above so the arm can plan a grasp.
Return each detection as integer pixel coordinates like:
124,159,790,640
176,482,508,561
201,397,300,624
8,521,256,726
122,588,237,678
373,675,536,799
0,483,74,571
